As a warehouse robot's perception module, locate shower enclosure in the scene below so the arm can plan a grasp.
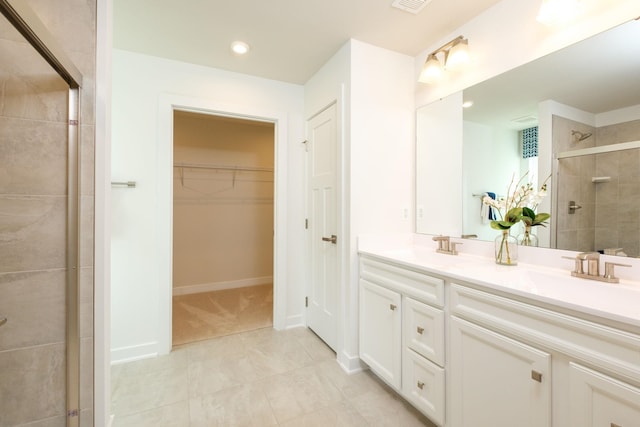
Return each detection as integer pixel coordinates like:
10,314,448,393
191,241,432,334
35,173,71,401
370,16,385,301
554,115,640,257
0,1,91,426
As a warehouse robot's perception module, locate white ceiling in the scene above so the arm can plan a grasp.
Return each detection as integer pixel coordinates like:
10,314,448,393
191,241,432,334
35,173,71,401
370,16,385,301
113,0,502,85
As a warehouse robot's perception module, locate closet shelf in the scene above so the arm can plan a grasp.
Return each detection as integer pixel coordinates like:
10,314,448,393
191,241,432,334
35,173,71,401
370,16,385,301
173,162,273,173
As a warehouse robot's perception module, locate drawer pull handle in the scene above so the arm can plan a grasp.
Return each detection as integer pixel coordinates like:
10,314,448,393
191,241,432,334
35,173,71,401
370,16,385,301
417,381,425,390
389,304,397,311
417,326,424,335
531,370,543,383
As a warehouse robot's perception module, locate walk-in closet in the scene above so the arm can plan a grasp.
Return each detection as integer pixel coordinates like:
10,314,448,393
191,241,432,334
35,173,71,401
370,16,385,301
171,111,275,346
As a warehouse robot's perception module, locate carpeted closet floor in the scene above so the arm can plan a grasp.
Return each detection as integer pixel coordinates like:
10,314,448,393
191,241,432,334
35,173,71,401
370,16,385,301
172,283,273,346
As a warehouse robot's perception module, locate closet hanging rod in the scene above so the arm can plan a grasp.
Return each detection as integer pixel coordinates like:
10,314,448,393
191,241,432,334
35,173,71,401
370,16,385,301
173,162,273,173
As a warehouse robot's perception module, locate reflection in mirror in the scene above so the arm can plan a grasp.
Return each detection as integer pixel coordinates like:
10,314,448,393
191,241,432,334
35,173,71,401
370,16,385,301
416,19,640,257
416,92,463,237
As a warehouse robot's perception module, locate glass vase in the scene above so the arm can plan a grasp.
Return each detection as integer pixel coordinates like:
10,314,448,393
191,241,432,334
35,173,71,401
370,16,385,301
495,230,518,266
517,225,539,247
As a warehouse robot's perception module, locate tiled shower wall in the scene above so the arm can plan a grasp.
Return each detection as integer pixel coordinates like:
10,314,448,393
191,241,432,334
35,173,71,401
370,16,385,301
594,120,640,257
553,116,597,252
0,1,96,426
554,115,640,257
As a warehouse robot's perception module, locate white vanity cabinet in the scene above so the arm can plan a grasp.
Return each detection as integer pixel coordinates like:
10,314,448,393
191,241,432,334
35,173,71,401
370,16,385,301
449,316,551,427
569,363,640,427
359,256,446,425
359,278,402,388
449,282,640,427
358,250,640,427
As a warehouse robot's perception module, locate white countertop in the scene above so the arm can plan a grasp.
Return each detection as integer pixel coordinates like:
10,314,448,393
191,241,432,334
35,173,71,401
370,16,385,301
358,236,640,330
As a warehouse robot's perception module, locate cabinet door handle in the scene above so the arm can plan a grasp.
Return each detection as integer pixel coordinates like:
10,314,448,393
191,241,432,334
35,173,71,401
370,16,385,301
0,317,6,328
417,381,425,390
531,370,543,383
417,326,424,335
389,304,397,311
611,424,622,427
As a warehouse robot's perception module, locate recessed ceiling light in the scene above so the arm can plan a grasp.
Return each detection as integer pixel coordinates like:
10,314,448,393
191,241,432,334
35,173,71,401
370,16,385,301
231,41,250,55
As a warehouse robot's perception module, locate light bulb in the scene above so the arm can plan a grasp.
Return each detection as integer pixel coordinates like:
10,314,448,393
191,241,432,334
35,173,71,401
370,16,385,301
445,39,470,70
418,54,443,84
231,41,250,55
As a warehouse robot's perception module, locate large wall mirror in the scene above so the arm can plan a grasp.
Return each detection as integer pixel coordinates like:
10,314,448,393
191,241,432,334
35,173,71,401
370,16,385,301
416,19,640,257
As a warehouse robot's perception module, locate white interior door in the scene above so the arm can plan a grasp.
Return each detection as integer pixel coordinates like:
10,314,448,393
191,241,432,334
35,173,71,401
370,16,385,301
306,104,338,350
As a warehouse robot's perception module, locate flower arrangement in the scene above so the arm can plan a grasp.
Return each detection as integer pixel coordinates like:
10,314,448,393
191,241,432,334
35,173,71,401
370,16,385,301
482,172,550,264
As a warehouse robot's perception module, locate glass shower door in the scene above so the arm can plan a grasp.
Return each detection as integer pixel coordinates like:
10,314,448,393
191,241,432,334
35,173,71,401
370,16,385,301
0,2,84,425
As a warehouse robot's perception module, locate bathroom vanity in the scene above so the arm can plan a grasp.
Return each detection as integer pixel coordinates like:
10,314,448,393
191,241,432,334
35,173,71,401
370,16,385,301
358,236,640,427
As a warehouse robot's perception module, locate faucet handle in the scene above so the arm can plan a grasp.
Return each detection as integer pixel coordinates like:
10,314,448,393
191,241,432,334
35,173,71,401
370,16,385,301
432,235,450,251
603,262,632,283
450,241,463,255
562,255,584,274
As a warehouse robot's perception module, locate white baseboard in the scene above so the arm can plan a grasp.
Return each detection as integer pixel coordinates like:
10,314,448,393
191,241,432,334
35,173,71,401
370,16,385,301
284,314,305,329
173,276,273,296
110,341,158,365
338,350,366,374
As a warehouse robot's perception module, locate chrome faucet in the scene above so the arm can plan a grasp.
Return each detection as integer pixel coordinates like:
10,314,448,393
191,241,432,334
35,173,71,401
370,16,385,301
563,252,631,284
432,235,462,255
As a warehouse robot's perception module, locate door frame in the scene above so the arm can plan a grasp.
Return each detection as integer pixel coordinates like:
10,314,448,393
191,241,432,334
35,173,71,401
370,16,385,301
157,94,288,354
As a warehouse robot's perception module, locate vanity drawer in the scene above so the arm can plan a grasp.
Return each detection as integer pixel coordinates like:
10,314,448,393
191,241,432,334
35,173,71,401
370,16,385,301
360,256,445,308
404,296,445,366
449,283,640,382
403,347,445,426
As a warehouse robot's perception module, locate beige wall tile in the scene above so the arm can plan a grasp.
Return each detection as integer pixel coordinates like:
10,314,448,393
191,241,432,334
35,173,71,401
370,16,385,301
0,269,65,350
0,118,67,195
0,196,66,272
0,343,66,425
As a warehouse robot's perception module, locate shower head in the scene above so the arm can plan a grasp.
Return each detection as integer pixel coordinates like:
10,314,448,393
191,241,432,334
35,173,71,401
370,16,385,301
572,130,593,142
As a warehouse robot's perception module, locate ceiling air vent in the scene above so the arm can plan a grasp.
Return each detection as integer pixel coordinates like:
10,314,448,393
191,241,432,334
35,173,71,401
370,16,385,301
391,0,432,14
511,115,538,124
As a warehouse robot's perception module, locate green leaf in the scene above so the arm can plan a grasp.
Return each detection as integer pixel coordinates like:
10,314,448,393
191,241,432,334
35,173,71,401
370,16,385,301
522,207,536,220
490,220,514,230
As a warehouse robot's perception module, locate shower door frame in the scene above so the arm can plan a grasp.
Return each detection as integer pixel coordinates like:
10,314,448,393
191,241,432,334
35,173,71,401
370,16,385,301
0,1,84,426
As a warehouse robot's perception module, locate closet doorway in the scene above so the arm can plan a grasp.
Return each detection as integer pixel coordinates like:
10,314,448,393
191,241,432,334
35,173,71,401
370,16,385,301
171,111,275,346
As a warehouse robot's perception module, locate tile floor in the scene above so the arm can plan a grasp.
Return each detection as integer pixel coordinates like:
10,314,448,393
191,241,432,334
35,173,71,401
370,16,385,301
111,327,436,426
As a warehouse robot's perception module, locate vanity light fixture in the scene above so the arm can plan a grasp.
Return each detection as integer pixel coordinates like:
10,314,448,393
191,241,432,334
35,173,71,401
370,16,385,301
418,35,470,84
230,40,250,55
537,0,582,26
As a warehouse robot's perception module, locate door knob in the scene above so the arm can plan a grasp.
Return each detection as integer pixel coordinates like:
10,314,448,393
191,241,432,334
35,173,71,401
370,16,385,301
321,235,337,244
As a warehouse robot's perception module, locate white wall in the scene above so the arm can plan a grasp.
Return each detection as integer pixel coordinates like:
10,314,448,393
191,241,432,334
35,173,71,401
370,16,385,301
416,93,464,236
304,41,352,369
303,39,415,372
462,121,521,241
349,40,415,369
111,49,304,363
